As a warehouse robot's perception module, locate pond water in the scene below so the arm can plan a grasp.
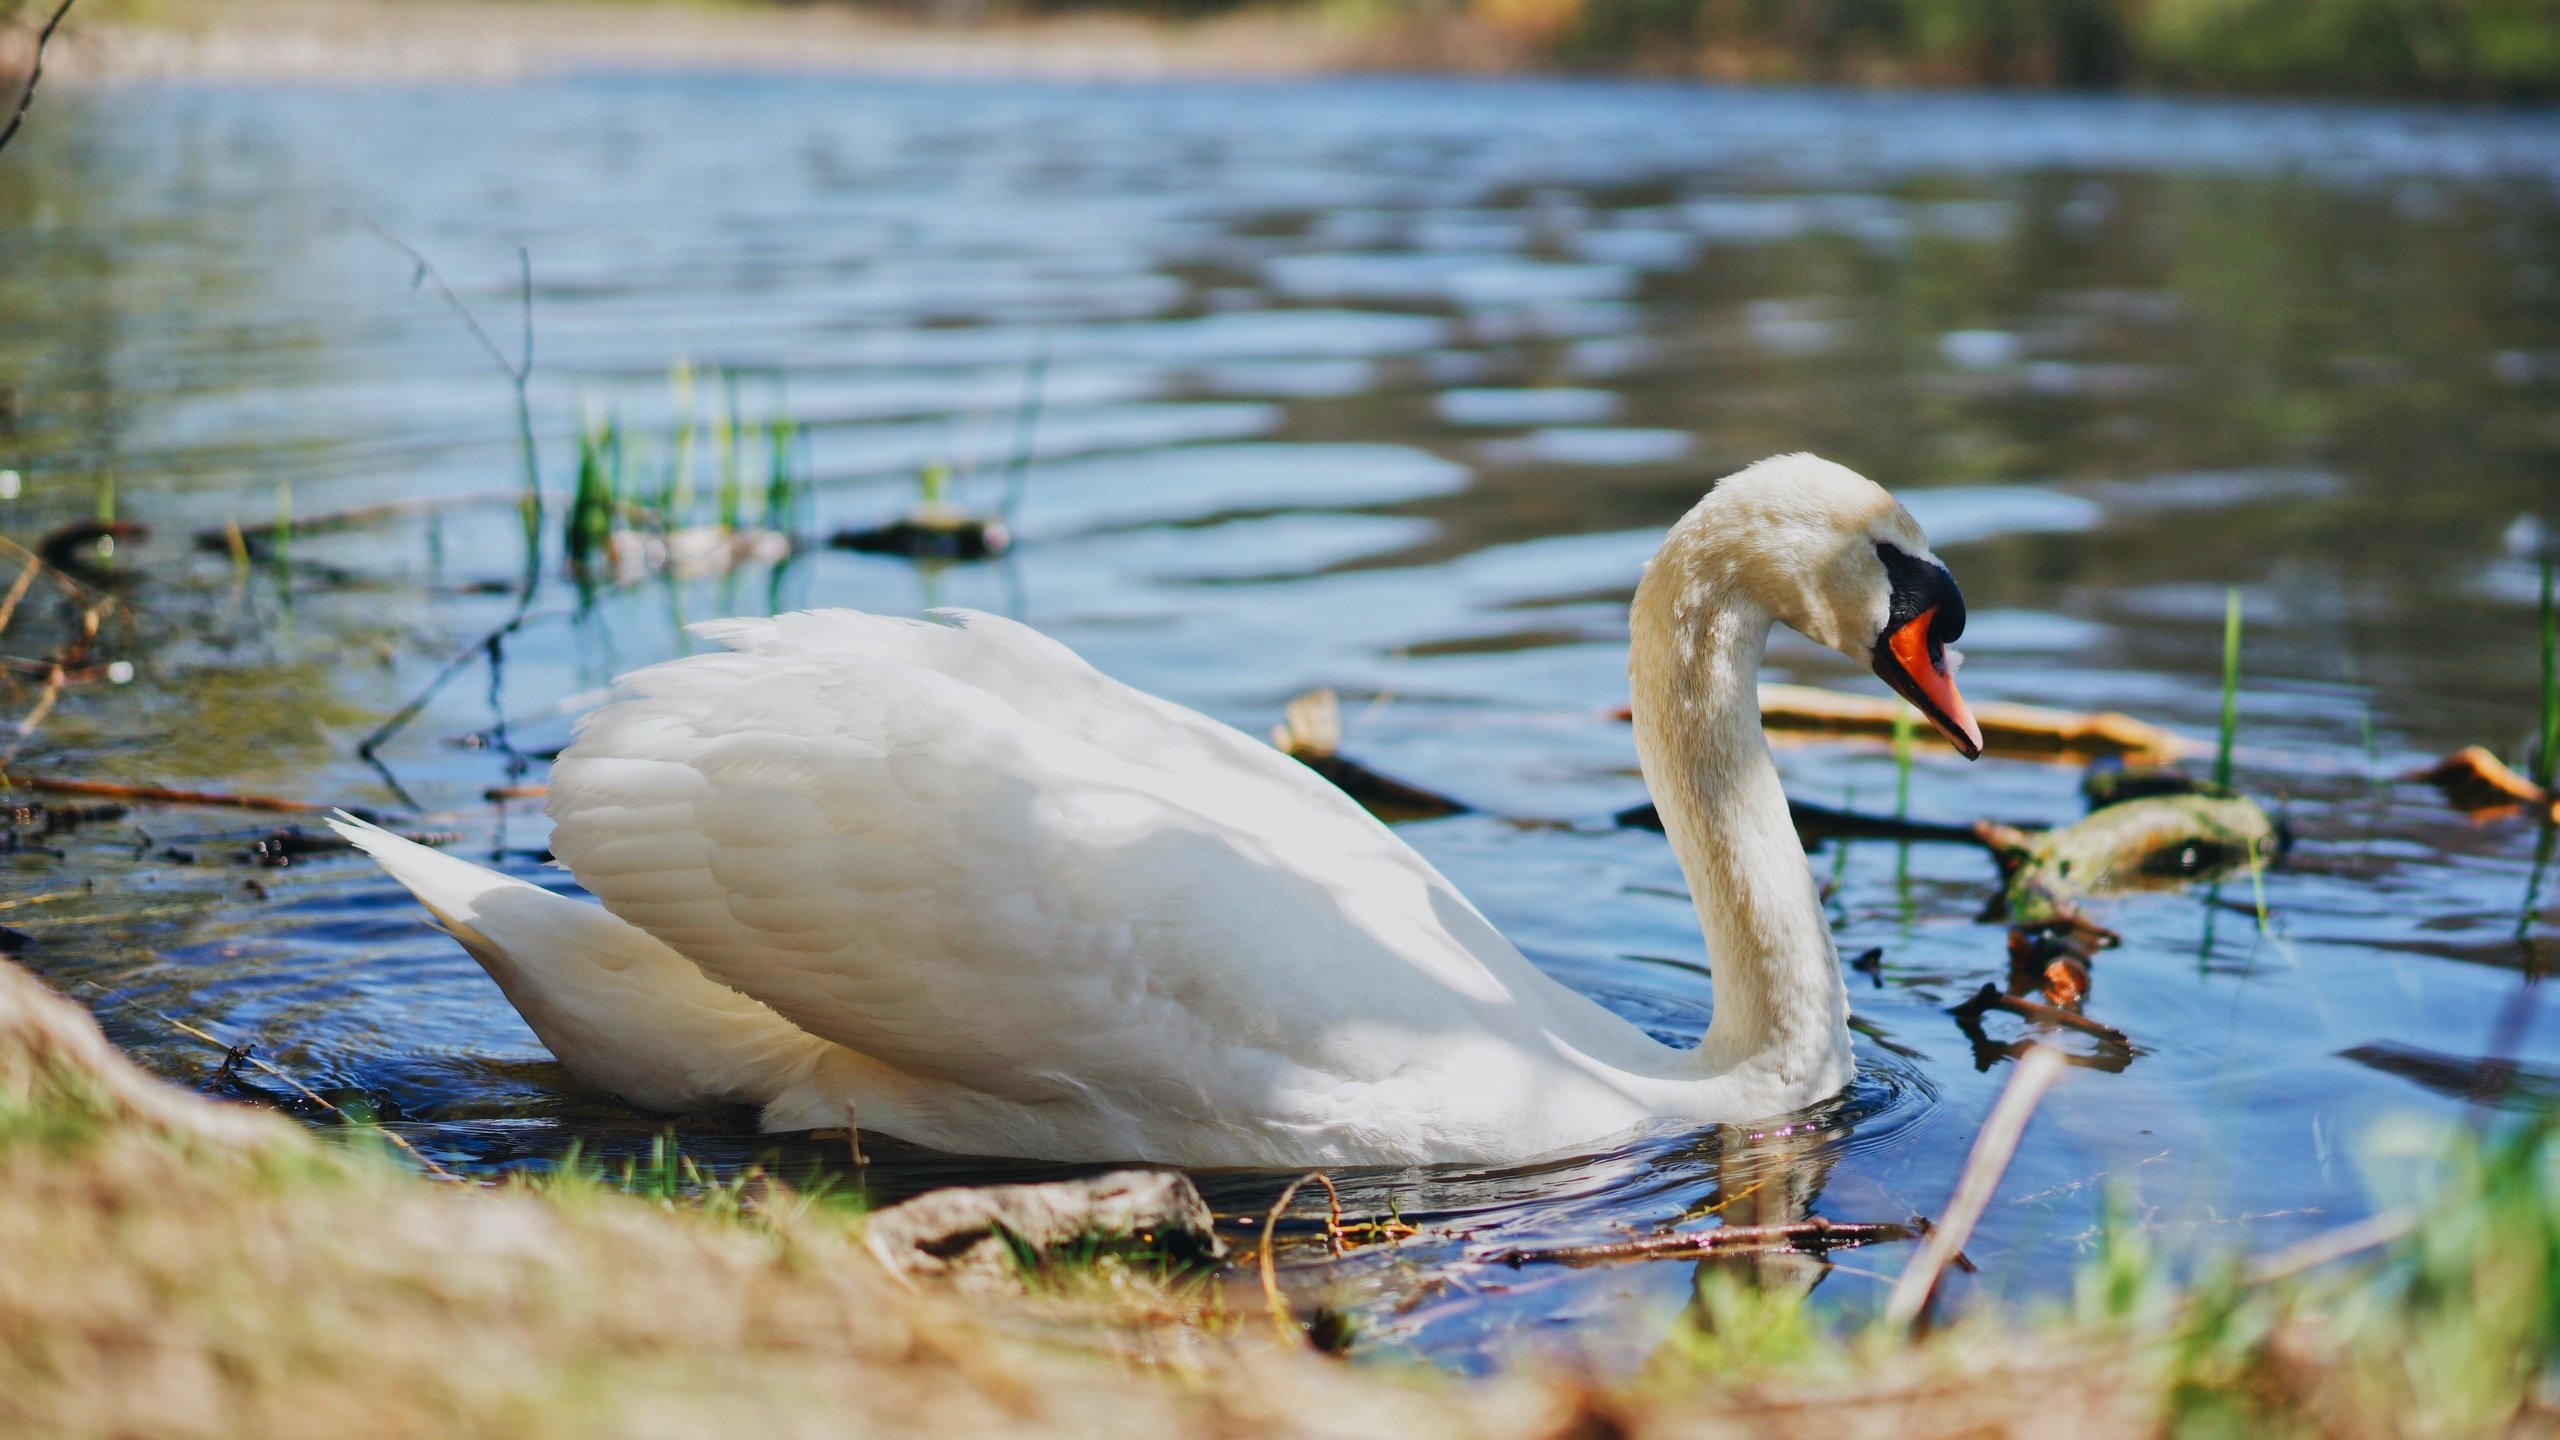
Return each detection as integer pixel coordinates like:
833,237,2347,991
4,71,2560,1370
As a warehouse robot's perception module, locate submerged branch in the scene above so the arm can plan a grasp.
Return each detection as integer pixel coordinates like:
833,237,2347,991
1952,983,2131,1048
192,491,520,555
158,1013,457,1181
1494,1216,1932,1267
1256,1171,1343,1340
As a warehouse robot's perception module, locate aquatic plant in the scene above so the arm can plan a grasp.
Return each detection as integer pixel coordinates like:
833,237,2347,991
554,362,810,588
666,356,698,526
715,369,743,536
766,412,802,536
565,409,618,570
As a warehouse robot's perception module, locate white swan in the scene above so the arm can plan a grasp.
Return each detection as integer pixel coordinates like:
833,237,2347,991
336,453,1981,1167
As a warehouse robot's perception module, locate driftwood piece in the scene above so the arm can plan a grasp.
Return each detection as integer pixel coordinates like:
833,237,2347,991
2339,1041,2560,1110
1617,796,1990,847
862,1170,1224,1293
829,507,1009,562
1272,688,1467,822
1758,683,2193,762
2409,746,2555,817
1983,794,2279,925
1953,982,2129,1048
1612,684,2192,764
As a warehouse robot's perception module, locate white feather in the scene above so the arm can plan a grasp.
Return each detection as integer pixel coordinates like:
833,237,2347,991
347,456,1957,1166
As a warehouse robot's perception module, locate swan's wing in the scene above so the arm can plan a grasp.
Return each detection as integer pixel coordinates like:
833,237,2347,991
545,609,1555,1121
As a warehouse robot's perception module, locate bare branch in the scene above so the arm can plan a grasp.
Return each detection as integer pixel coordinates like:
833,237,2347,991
0,0,76,161
359,218,529,385
1884,1043,2067,1329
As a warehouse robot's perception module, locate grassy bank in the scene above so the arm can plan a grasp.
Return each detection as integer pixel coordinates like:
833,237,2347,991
2,953,2555,1438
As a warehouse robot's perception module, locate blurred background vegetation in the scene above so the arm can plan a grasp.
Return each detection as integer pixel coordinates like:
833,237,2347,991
8,0,2559,99
1441,0,2560,96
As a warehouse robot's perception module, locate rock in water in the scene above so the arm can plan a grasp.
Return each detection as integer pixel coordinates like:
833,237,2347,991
862,1170,1224,1292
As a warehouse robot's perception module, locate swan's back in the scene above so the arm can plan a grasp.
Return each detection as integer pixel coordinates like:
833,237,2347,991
545,609,1639,1160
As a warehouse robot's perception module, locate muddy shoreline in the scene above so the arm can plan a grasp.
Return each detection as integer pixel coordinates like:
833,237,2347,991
7,0,1460,86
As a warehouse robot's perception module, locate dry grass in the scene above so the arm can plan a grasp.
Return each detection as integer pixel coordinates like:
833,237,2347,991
0,953,2145,1440
0,954,2547,1439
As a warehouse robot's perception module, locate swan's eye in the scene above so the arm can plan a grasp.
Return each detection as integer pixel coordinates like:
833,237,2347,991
1871,541,1983,759
1874,542,1966,654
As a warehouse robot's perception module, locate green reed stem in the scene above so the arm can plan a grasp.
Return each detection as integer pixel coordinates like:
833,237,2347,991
2215,587,2242,792
766,412,799,534
715,371,741,535
567,409,612,567
272,480,291,574
668,357,697,526
1891,701,1915,819
93,472,113,574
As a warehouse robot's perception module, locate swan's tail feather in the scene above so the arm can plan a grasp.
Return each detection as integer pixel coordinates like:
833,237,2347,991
329,814,835,1116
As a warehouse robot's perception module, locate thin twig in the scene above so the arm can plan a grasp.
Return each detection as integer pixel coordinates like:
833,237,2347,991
2243,1208,2416,1286
0,773,382,816
1258,1171,1329,1340
360,219,528,385
361,623,539,767
0,533,99,604
0,0,75,160
161,1014,458,1181
0,554,40,637
192,491,519,554
1883,1044,2067,1329
353,225,546,775
2,663,62,765
997,332,1050,522
1495,1216,1931,1268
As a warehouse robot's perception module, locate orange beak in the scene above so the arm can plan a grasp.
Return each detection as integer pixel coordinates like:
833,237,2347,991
1874,606,1983,760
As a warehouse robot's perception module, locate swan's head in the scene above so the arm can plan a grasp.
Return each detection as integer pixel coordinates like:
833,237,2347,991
1675,453,1985,759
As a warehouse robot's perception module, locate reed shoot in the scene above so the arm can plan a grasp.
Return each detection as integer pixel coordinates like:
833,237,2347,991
566,409,616,567
766,413,800,535
667,357,697,525
715,370,742,535
1891,700,1915,818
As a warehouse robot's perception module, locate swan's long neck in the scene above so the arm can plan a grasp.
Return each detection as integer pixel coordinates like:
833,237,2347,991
1628,517,1851,1093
